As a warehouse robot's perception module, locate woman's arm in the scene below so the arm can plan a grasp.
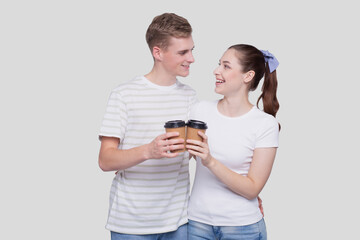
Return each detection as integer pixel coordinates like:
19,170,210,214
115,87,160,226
186,131,277,200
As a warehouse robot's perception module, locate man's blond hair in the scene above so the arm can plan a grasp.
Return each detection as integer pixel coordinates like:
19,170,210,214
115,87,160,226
146,13,192,51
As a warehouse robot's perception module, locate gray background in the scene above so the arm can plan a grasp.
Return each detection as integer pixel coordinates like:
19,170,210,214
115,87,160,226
1,0,359,239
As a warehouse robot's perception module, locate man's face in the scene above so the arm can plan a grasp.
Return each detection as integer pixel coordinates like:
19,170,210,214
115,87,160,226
160,36,195,78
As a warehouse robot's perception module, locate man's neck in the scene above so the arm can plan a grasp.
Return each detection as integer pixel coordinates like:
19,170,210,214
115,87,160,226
145,68,177,86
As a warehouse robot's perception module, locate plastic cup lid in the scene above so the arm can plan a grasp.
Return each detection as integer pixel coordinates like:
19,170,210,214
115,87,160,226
186,119,208,129
164,120,186,128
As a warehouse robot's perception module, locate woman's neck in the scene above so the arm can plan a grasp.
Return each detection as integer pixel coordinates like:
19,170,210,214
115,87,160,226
218,95,253,117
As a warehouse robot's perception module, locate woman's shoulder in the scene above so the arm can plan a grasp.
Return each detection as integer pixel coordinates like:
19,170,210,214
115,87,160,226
189,100,218,119
252,107,275,119
251,107,279,129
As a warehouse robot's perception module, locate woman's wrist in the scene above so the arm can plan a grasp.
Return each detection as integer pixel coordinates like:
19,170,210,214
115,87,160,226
205,156,217,169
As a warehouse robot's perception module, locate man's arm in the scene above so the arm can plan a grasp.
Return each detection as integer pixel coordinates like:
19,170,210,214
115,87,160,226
98,132,185,171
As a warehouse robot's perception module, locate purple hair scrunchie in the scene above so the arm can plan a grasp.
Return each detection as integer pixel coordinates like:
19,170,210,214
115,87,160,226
260,50,279,73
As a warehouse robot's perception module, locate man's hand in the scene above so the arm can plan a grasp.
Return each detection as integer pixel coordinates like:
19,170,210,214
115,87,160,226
258,196,264,217
146,132,185,159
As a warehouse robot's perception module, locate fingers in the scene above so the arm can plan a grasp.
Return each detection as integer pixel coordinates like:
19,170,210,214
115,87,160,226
197,131,208,142
187,149,198,157
186,131,207,145
154,133,184,148
162,137,185,151
260,204,264,217
161,143,185,153
186,136,208,156
186,139,204,147
258,196,264,217
186,143,205,153
162,131,180,140
159,132,185,148
166,138,185,146
187,149,207,163
153,131,208,158
160,143,187,158
153,133,185,157
161,151,179,158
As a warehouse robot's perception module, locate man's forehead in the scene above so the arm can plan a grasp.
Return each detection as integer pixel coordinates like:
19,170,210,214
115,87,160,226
167,36,194,49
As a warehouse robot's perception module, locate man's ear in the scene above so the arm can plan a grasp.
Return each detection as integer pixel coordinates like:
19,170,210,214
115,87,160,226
152,46,162,61
244,70,255,83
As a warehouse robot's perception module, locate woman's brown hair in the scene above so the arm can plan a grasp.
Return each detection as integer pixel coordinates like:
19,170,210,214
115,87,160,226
229,44,280,123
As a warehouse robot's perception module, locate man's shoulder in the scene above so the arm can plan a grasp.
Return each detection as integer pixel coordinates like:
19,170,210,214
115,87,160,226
176,80,197,95
112,76,146,93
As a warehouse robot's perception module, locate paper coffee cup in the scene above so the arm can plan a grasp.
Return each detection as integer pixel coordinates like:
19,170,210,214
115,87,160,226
164,120,186,153
186,119,208,142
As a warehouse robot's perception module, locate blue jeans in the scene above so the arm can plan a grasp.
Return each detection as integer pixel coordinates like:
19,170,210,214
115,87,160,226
188,218,267,240
110,223,187,240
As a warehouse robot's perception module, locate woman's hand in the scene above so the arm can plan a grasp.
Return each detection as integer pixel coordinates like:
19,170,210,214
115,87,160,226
186,131,214,167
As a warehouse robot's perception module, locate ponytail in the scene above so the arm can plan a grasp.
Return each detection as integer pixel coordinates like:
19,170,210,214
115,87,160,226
257,64,280,130
257,64,279,117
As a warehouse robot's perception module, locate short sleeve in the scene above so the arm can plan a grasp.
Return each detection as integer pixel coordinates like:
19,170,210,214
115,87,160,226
99,91,128,141
187,90,199,120
255,117,279,148
188,101,200,120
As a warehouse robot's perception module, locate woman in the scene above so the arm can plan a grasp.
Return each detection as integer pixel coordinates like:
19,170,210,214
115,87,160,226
186,44,280,240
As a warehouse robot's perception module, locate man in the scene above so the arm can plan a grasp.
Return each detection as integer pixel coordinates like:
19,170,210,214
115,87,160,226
98,13,196,239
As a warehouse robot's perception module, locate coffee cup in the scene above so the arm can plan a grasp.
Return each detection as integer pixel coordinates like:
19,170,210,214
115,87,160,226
164,120,186,153
186,119,208,143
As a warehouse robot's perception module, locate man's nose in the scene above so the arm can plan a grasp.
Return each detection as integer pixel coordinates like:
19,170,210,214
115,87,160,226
187,52,195,63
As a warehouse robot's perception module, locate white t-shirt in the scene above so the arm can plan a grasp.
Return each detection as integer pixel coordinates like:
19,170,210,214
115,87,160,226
99,76,197,234
188,100,279,226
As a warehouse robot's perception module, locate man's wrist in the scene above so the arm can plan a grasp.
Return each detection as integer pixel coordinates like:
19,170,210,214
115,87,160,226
142,143,151,160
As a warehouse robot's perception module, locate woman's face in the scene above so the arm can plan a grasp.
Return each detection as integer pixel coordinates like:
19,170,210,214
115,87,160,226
213,49,247,96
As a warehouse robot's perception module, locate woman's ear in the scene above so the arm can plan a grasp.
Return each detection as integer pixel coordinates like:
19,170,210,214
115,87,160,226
244,70,255,83
152,46,162,61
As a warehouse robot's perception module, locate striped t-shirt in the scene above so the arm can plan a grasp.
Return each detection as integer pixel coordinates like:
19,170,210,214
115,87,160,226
99,76,197,234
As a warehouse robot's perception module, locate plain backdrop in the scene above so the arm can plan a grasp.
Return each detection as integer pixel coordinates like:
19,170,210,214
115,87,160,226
1,0,359,239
